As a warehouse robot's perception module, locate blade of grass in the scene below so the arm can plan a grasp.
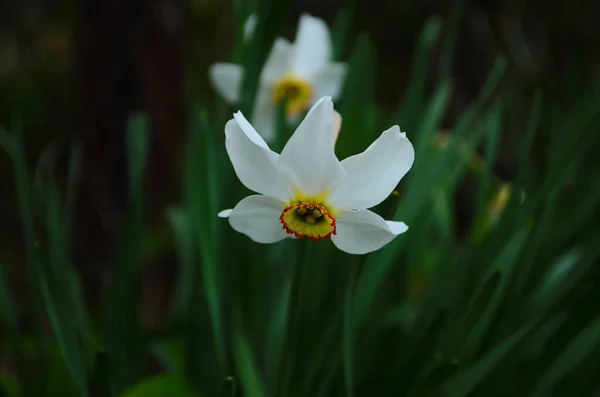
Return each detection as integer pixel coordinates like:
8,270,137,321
526,238,600,323
532,88,600,211
0,127,46,396
457,228,529,360
439,0,469,81
41,185,90,396
531,316,600,397
276,240,310,396
65,141,83,225
121,375,200,397
105,114,150,391
514,90,542,187
0,259,26,392
234,315,267,397
343,265,359,397
438,319,537,396
396,16,442,131
90,351,113,397
264,273,290,394
166,207,194,321
298,316,343,396
337,34,378,158
470,102,503,243
331,0,358,59
184,109,226,378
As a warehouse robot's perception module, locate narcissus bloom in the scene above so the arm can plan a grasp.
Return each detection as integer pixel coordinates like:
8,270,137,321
218,97,414,255
209,14,347,141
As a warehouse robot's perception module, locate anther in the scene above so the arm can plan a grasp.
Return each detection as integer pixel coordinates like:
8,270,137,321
284,86,300,99
305,214,316,224
311,208,322,218
297,206,308,215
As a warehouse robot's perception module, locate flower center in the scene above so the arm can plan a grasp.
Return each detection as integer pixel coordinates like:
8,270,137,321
272,76,313,116
279,202,336,241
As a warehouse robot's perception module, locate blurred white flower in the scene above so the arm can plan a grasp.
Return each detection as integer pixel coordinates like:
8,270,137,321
209,14,347,141
243,13,258,40
218,97,414,255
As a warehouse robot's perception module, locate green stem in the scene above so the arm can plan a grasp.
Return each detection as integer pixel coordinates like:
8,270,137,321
277,239,310,396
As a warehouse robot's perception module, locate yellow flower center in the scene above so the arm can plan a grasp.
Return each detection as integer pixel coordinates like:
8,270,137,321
279,202,336,241
272,76,313,116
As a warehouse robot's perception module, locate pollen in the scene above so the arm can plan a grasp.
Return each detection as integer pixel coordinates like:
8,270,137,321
279,202,336,241
272,76,313,116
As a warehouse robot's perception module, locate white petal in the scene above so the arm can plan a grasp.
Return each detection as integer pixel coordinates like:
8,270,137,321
261,38,293,84
250,84,277,142
328,126,414,210
292,14,332,79
278,97,346,196
225,195,288,243
243,14,258,41
311,63,348,100
218,209,233,218
225,112,293,202
209,63,243,103
331,210,408,255
332,110,342,144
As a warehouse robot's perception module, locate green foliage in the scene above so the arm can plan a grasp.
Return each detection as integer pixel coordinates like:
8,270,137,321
121,375,201,397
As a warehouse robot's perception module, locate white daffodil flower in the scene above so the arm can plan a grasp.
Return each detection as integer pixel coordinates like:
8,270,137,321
243,13,258,40
218,97,414,255
209,13,347,141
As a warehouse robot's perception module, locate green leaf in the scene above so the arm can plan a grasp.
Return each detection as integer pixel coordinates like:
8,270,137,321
127,114,151,198
44,183,94,354
380,303,419,327
105,113,151,391
0,127,55,396
264,274,290,393
396,16,442,131
532,316,600,397
166,207,195,321
152,338,185,376
0,259,25,393
90,351,112,397
337,34,378,158
234,326,267,397
457,228,529,360
331,0,358,59
439,0,469,81
439,320,536,396
528,247,584,312
184,109,226,379
470,102,503,242
0,371,19,397
343,266,358,397
515,90,543,186
121,375,201,397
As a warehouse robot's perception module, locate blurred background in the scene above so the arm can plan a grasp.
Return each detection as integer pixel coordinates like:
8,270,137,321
2,0,600,396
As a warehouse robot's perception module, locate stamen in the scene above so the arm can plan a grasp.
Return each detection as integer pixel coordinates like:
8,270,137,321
279,202,336,241
272,76,313,116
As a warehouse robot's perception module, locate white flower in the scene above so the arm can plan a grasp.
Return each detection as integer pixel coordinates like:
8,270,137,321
218,97,414,255
209,13,347,141
243,14,258,40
